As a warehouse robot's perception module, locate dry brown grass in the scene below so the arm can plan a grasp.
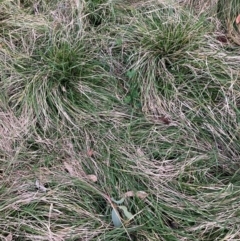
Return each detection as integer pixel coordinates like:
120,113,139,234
1,0,240,240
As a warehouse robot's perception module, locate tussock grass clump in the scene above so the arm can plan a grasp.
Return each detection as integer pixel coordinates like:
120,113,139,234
0,2,119,130
1,0,240,240
121,5,232,121
7,34,117,129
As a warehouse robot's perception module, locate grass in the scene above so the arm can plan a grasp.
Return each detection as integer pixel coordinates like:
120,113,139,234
217,0,240,45
1,0,240,240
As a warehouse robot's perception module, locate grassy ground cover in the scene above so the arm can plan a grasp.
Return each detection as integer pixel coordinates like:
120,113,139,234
1,0,240,240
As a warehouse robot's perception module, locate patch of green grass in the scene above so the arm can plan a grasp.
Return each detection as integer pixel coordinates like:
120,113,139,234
1,27,120,130
1,0,240,240
118,5,232,118
85,0,116,27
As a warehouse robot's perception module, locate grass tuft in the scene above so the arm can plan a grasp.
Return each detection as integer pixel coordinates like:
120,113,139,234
1,0,240,240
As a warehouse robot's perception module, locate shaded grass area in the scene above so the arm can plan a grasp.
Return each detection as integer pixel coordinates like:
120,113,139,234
1,0,240,240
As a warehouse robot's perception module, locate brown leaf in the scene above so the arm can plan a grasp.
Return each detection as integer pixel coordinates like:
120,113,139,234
6,233,13,241
124,191,135,197
136,191,148,199
216,35,228,43
124,191,148,199
236,14,240,24
63,162,75,176
87,149,94,157
87,174,97,182
159,116,171,125
61,86,67,92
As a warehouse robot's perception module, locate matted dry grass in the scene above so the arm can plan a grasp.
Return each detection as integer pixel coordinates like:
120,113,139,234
1,0,240,240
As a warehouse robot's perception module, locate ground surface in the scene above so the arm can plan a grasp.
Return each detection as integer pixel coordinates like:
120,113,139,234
1,0,240,240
